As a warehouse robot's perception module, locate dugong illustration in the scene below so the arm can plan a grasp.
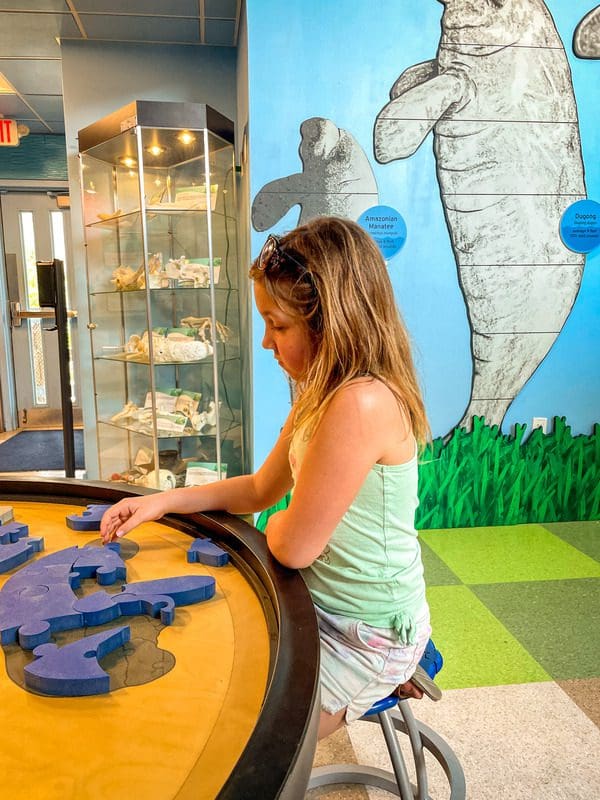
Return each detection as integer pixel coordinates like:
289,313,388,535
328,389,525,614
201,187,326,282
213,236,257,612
573,6,600,58
252,117,378,230
374,0,586,429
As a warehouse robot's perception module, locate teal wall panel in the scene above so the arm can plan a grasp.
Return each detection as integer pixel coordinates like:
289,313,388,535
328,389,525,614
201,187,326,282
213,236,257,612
0,134,67,180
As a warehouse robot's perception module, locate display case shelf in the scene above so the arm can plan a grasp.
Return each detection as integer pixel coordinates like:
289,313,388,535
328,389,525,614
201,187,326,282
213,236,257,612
80,100,245,489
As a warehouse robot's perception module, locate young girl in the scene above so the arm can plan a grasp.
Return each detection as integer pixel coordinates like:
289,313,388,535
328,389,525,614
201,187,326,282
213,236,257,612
100,216,432,739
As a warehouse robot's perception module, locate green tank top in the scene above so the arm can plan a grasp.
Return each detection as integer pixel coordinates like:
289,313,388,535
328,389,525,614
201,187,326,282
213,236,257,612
290,425,426,644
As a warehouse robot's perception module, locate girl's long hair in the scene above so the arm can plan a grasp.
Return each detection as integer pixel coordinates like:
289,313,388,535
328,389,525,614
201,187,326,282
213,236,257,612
250,216,430,447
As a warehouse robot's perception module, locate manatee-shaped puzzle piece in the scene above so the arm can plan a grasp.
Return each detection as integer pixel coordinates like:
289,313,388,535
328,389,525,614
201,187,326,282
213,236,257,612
187,537,229,567
24,625,131,696
66,504,113,531
0,544,127,648
75,575,216,627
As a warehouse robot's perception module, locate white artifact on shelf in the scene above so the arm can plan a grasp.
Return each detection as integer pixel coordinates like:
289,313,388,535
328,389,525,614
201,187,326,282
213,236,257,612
110,401,138,422
205,400,218,427
190,400,220,433
110,254,220,290
167,335,212,362
111,265,141,291
164,256,221,288
111,253,162,291
124,329,213,363
180,316,232,342
133,468,177,490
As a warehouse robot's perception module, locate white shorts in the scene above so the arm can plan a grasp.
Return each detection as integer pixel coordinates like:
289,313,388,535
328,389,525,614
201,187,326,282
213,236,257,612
316,603,431,723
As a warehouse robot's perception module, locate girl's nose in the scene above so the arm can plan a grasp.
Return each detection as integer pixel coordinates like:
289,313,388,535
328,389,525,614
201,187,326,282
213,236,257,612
262,329,273,350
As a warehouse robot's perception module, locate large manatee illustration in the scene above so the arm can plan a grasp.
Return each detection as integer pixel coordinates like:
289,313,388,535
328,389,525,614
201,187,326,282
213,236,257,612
573,6,600,58
252,117,378,230
374,0,586,429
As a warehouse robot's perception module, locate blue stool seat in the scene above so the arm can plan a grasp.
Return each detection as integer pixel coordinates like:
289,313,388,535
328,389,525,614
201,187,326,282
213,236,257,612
307,639,466,799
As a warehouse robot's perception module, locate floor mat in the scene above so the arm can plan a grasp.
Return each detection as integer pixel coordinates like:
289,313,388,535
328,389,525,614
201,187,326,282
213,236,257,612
0,430,84,472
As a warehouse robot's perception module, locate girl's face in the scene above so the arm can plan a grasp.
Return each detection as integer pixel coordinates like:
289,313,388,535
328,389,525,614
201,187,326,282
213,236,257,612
254,280,314,381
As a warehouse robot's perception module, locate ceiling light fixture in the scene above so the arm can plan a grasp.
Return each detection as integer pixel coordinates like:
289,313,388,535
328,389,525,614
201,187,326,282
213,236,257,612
118,156,137,168
178,131,195,145
145,145,166,157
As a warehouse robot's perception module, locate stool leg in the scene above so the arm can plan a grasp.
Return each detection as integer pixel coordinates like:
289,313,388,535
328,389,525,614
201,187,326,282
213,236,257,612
378,710,416,799
390,707,467,800
397,701,429,800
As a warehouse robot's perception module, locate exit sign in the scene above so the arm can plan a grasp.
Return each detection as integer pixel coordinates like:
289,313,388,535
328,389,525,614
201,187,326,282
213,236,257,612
0,119,19,146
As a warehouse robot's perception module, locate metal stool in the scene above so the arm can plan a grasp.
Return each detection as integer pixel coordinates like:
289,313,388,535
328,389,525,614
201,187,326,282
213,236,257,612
307,640,466,799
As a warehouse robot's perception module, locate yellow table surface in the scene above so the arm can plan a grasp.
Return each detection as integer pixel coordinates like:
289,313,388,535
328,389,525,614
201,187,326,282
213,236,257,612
0,500,270,800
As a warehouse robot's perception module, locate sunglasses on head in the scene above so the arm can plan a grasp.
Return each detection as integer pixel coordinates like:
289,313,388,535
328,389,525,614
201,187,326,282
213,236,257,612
257,234,309,277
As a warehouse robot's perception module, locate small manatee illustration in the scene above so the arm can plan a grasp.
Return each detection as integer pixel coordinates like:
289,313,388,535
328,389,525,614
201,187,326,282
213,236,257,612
252,117,378,230
374,0,586,429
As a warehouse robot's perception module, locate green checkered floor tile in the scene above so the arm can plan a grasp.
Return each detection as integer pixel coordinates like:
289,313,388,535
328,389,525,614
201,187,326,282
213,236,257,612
420,520,600,689
471,578,599,680
544,519,600,562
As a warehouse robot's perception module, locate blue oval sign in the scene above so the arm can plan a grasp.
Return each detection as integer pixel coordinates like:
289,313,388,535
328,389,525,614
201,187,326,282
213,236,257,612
358,205,407,260
559,199,600,254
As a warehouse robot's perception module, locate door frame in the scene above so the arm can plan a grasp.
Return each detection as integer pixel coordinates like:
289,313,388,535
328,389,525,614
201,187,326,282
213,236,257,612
0,179,70,432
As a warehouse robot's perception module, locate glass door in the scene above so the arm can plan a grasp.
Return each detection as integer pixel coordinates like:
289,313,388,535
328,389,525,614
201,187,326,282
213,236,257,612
0,192,80,428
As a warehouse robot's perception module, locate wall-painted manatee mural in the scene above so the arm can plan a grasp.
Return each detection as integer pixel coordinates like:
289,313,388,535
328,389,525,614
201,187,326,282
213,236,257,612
247,0,600,526
573,5,600,58
251,117,378,230
374,0,587,430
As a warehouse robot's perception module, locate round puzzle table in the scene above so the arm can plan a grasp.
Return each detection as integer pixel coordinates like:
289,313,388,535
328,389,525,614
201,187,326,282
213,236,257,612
0,478,320,800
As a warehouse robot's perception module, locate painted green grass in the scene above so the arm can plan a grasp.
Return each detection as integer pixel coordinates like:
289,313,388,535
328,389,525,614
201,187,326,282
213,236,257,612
257,416,599,531
417,416,600,529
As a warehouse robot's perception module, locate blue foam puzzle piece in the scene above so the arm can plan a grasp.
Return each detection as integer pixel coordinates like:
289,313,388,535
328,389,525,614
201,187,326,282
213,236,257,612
76,590,176,626
65,504,113,531
1,541,216,695
0,537,44,575
122,576,216,605
74,575,215,627
187,537,229,567
70,546,127,586
0,521,29,544
24,625,131,696
0,545,126,648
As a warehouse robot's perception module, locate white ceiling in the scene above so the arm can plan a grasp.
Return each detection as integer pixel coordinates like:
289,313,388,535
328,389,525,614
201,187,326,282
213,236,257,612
0,1,241,135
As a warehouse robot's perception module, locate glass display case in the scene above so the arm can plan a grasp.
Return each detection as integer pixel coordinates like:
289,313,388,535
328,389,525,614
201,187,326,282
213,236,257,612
79,101,245,490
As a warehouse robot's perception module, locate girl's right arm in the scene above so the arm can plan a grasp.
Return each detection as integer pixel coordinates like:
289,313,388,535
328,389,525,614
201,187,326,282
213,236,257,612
100,409,296,543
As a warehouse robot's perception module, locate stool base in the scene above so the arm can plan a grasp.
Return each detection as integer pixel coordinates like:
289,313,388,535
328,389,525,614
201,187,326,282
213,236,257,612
307,700,466,799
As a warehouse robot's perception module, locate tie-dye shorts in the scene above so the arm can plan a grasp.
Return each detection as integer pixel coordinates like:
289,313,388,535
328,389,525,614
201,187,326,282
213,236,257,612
316,603,432,723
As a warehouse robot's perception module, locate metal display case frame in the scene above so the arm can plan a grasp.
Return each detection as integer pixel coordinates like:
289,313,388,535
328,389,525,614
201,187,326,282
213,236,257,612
79,101,245,490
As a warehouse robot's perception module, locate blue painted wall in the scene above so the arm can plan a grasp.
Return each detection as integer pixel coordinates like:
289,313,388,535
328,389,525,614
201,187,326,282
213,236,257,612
247,0,600,469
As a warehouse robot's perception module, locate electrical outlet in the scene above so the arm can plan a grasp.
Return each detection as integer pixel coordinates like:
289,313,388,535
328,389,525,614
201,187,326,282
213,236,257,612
532,417,548,433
